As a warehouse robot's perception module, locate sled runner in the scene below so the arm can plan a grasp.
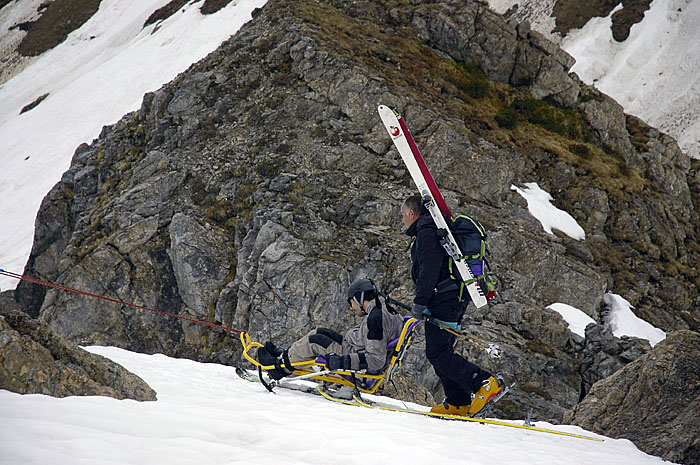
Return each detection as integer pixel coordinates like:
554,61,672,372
240,316,422,394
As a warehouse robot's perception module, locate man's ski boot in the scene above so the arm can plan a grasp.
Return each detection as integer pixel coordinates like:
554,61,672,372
468,375,504,416
256,343,291,381
430,401,472,416
264,341,283,358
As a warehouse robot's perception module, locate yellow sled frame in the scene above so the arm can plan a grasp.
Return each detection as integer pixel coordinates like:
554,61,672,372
240,317,421,395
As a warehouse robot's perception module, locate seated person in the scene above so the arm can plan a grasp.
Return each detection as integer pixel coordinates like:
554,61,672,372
257,278,405,380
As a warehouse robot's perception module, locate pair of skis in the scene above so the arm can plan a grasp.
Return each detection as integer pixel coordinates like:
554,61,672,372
377,105,488,308
235,367,602,442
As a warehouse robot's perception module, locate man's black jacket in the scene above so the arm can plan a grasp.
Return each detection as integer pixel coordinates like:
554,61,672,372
405,214,461,308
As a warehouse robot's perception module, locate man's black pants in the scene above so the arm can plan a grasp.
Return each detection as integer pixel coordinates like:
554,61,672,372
425,299,491,407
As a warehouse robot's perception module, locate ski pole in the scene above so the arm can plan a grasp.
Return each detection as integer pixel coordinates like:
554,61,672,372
382,292,501,357
382,293,412,312
425,317,502,358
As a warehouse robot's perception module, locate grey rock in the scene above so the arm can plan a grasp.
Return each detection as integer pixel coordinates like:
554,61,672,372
579,323,651,396
565,331,700,465
580,97,634,158
168,213,232,317
0,295,156,401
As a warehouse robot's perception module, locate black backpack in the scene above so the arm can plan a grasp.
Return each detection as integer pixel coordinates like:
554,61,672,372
446,214,497,300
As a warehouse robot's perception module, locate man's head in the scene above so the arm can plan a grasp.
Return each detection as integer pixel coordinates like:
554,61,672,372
346,278,377,314
401,195,428,229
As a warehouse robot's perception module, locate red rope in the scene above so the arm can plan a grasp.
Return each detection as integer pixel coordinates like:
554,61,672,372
0,268,244,334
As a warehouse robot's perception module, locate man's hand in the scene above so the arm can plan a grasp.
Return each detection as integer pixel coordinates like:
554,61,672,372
411,304,428,320
325,353,351,371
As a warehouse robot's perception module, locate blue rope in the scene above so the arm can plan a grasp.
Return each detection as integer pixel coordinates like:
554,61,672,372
423,309,462,330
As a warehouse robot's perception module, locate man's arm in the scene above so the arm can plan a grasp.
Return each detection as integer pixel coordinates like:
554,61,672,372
414,224,444,306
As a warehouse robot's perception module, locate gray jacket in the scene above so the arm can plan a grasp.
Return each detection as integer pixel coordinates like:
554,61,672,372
342,296,405,373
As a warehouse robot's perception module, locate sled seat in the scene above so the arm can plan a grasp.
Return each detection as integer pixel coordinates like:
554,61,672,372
241,316,422,394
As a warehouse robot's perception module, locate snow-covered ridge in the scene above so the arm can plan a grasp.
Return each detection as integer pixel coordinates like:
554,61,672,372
487,0,700,160
0,0,267,291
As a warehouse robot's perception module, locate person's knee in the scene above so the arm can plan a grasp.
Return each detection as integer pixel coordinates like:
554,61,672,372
316,328,343,344
309,333,336,348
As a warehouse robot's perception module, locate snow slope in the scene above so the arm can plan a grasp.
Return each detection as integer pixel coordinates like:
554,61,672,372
0,0,267,291
487,0,700,159
0,346,674,465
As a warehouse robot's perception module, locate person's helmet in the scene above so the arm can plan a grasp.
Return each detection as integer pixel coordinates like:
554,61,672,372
346,278,377,305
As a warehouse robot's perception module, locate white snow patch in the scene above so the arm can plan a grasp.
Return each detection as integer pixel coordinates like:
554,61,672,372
603,293,666,347
511,182,586,240
547,303,597,338
0,346,673,464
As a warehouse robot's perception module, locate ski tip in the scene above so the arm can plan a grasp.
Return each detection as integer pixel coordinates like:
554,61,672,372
377,104,399,117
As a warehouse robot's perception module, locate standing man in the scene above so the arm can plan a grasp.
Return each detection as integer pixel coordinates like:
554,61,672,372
401,194,501,416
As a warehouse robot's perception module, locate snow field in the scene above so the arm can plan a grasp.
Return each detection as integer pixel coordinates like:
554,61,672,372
0,346,670,465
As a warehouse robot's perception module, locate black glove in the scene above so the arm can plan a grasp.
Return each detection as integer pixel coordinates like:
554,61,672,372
411,304,428,320
325,353,351,371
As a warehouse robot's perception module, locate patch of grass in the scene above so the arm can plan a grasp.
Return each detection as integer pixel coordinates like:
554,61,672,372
512,98,584,139
17,0,101,56
494,107,519,129
442,62,490,99
200,0,235,15
205,200,237,230
569,142,592,159
143,0,188,28
626,115,651,152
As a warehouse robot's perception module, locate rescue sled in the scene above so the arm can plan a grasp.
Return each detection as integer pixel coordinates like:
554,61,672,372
240,316,422,394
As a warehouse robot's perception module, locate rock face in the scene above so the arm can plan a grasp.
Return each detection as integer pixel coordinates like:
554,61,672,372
0,293,156,400
9,0,700,435
565,331,700,465
578,323,652,398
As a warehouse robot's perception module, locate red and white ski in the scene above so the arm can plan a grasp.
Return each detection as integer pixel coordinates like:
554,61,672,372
378,105,488,308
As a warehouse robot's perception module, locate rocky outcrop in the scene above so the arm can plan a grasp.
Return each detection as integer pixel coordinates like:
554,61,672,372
10,0,700,427
565,331,700,465
0,292,156,400
578,323,651,397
